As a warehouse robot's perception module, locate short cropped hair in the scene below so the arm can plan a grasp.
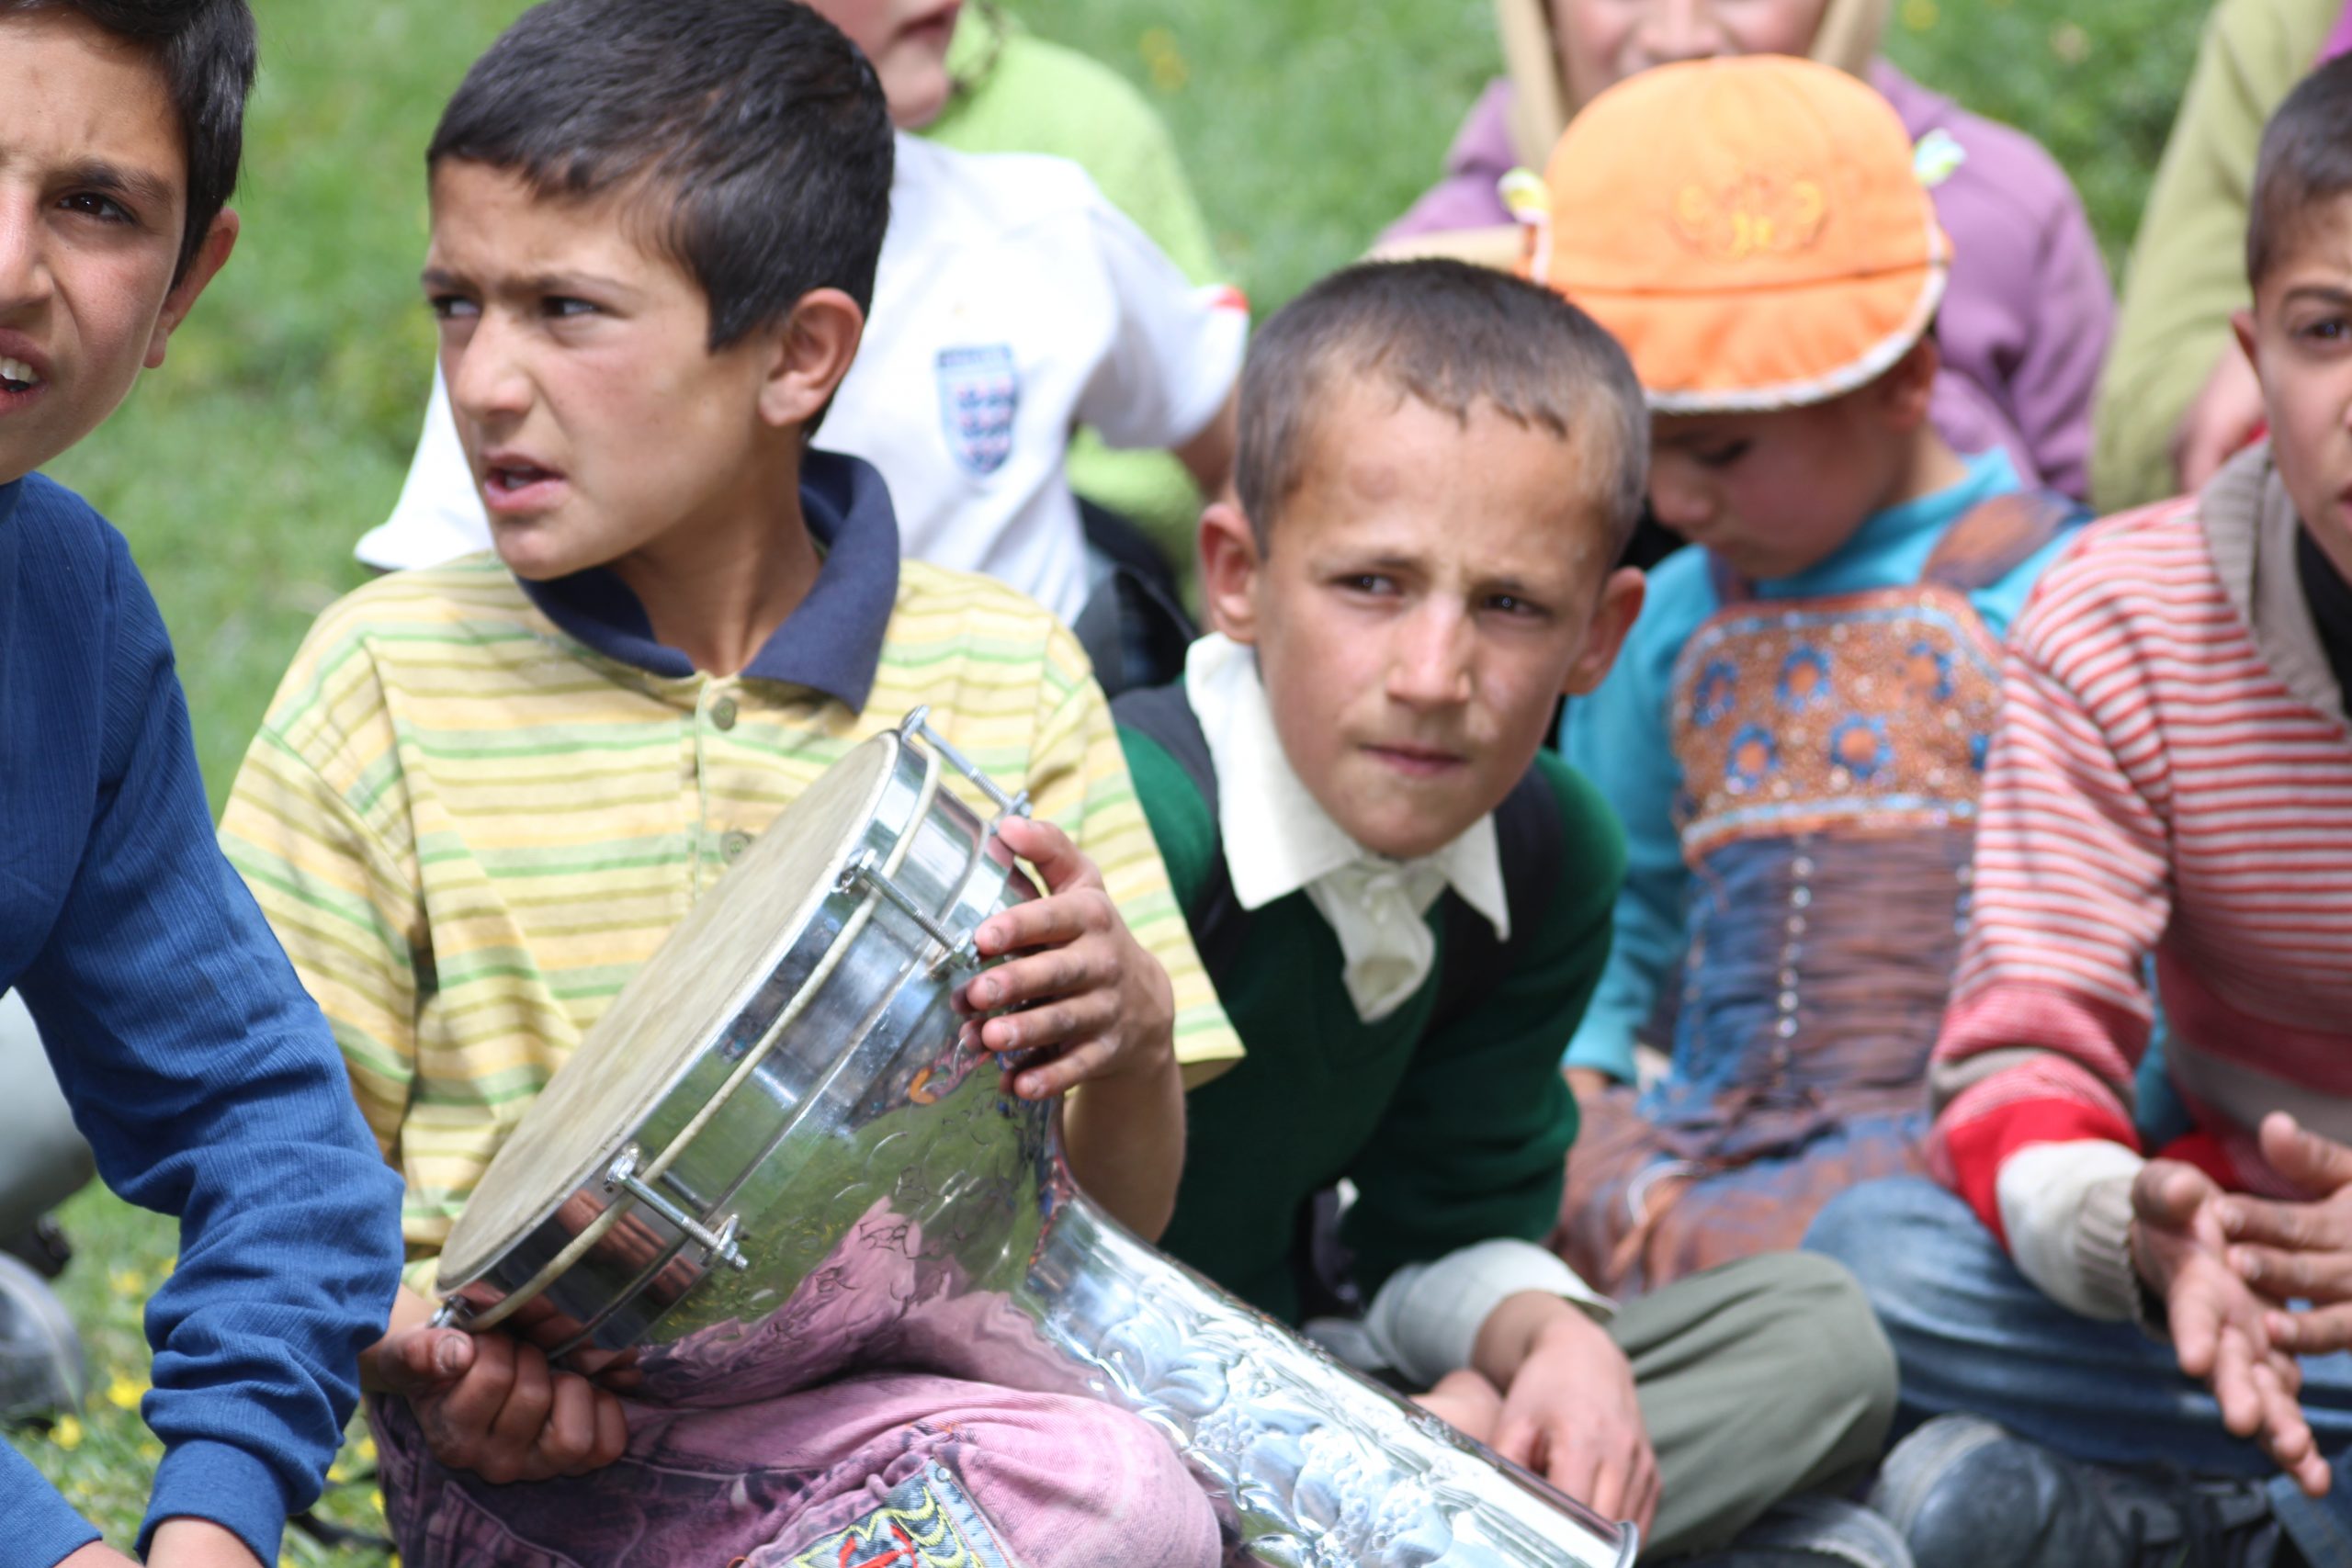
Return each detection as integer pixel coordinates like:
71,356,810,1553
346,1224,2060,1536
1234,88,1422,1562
428,0,893,351
1238,260,1649,557
2249,52,2352,288
8,0,256,287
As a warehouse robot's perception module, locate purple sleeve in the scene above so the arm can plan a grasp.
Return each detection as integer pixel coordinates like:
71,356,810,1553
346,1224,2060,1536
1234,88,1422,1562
1379,79,1519,243
1880,68,2113,501
1989,181,2113,503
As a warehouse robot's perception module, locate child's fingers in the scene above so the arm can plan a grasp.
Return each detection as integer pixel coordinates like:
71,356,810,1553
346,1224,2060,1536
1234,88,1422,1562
430,1330,518,1447
968,942,1112,1021
2267,1303,2352,1356
590,1384,630,1470
1011,1035,1116,1100
2216,1194,2337,1251
2233,1242,2352,1301
539,1371,598,1468
971,891,1108,965
2134,1160,2219,1231
993,816,1099,895
483,1342,559,1474
377,1326,474,1397
2211,1324,2263,1437
2260,1111,2352,1200
2167,1261,2231,1381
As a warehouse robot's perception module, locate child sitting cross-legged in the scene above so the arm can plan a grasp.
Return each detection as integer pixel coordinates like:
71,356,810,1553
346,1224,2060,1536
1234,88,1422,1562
1806,53,2352,1568
217,4,1246,1563
1115,259,1900,1562
1533,57,2086,1300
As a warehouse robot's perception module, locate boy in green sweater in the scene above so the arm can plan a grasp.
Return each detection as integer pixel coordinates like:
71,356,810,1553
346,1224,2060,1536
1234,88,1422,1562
1116,260,1900,1561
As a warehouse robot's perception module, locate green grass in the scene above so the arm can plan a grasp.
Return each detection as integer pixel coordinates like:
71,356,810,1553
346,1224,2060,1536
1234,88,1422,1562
10,0,2199,1558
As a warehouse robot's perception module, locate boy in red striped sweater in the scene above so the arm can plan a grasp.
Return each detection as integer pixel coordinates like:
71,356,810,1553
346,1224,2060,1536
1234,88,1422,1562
1808,54,2352,1568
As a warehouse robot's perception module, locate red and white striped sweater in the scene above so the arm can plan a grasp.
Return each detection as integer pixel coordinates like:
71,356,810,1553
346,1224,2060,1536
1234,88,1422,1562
1928,450,2352,1320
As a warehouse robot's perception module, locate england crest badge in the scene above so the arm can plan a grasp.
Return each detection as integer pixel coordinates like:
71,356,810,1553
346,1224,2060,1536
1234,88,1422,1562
935,344,1018,478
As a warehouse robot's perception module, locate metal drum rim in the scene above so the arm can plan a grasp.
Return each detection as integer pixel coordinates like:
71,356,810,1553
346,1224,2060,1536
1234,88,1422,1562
434,728,914,1295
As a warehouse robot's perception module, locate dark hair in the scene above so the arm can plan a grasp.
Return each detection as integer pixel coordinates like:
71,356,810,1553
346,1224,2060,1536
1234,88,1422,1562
2249,52,2352,287
1237,260,1649,557
427,0,893,350
8,0,256,287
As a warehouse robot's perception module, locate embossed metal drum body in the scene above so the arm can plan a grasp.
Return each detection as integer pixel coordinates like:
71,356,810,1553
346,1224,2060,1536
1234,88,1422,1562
438,715,1634,1568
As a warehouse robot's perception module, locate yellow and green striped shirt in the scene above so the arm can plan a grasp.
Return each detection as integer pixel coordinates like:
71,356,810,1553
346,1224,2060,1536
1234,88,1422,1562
221,481,1238,1290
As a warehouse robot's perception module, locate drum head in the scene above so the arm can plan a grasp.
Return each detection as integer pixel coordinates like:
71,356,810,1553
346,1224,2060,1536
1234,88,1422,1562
440,732,902,1287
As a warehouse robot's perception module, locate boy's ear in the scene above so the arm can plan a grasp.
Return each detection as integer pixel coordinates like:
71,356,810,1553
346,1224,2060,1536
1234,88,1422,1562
1561,566,1645,697
2232,306,2261,386
1197,501,1265,645
757,288,865,429
143,210,239,370
1874,333,1943,432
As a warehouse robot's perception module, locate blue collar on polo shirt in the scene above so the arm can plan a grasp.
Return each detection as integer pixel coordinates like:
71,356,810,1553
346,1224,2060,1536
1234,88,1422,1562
518,450,902,711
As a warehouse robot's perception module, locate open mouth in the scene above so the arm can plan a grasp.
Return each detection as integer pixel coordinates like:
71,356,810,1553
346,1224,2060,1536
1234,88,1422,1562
0,355,42,395
482,459,565,508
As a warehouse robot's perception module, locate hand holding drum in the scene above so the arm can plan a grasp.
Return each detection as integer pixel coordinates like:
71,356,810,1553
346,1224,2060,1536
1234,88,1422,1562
428,714,1637,1566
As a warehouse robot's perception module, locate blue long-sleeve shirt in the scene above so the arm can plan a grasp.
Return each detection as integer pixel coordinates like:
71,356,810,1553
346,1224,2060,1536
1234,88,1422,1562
0,475,404,1568
1563,449,2067,1080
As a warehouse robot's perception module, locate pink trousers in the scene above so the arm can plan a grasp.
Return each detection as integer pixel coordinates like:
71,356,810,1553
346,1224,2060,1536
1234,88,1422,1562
373,1369,1222,1567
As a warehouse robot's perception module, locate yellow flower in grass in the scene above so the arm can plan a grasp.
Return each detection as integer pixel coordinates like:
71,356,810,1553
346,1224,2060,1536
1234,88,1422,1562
51,1415,83,1450
105,1373,148,1411
108,1268,146,1298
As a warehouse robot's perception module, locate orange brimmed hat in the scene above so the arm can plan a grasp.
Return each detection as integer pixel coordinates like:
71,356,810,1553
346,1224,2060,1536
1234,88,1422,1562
1518,55,1950,412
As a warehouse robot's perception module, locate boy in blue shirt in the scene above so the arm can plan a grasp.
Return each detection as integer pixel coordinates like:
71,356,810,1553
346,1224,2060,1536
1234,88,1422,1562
1528,57,2085,1298
0,5,405,1565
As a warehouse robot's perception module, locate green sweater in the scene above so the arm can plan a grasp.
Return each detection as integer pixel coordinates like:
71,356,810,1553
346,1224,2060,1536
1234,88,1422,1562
1122,728,1625,1325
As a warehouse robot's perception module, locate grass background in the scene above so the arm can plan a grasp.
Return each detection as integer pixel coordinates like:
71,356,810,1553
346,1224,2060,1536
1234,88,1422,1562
11,0,2202,1559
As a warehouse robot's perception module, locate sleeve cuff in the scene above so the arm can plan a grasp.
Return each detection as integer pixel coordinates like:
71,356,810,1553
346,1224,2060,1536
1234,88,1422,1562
0,1443,100,1568
142,1438,293,1566
1996,1140,2145,1319
1363,1239,1615,1388
1562,1014,1639,1080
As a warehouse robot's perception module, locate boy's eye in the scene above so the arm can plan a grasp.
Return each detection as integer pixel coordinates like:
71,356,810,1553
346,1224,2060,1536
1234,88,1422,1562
543,297,600,319
1694,440,1752,469
1335,572,1399,597
57,192,133,225
427,294,480,321
1484,592,1551,619
2300,317,2350,344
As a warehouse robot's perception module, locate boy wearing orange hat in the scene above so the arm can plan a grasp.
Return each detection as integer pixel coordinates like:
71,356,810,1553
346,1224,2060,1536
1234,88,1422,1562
1527,55,2086,1299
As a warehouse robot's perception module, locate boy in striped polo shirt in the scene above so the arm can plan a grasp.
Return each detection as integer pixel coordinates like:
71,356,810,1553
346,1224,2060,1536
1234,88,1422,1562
1808,54,2352,1568
218,4,1237,1565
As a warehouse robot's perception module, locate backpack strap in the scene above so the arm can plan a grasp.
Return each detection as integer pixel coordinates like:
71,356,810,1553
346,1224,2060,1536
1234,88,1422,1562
1919,489,2088,592
1111,682,1250,988
1430,761,1566,1037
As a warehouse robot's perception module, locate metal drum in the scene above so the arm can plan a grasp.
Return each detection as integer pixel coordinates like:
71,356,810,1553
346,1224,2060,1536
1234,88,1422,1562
436,710,1635,1568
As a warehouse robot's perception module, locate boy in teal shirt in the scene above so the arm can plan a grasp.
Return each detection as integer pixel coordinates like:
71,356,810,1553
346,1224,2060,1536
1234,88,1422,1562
1118,258,1899,1561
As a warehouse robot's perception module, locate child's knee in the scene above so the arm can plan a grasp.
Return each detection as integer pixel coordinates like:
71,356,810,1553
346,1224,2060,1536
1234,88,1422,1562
1718,1251,1901,1459
958,1393,1218,1568
1804,1175,1987,1324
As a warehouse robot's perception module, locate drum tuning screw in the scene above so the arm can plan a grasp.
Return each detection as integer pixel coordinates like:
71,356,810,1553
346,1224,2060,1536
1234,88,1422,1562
900,706,1032,821
603,1145,751,1272
837,849,982,970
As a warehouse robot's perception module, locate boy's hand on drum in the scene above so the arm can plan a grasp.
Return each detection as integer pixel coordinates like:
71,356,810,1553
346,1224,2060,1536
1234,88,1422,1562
964,816,1175,1100
1475,1292,1659,1535
365,1321,628,1483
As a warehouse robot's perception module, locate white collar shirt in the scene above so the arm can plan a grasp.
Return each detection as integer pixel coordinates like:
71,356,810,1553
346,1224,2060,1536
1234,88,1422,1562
1183,633,1509,1023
